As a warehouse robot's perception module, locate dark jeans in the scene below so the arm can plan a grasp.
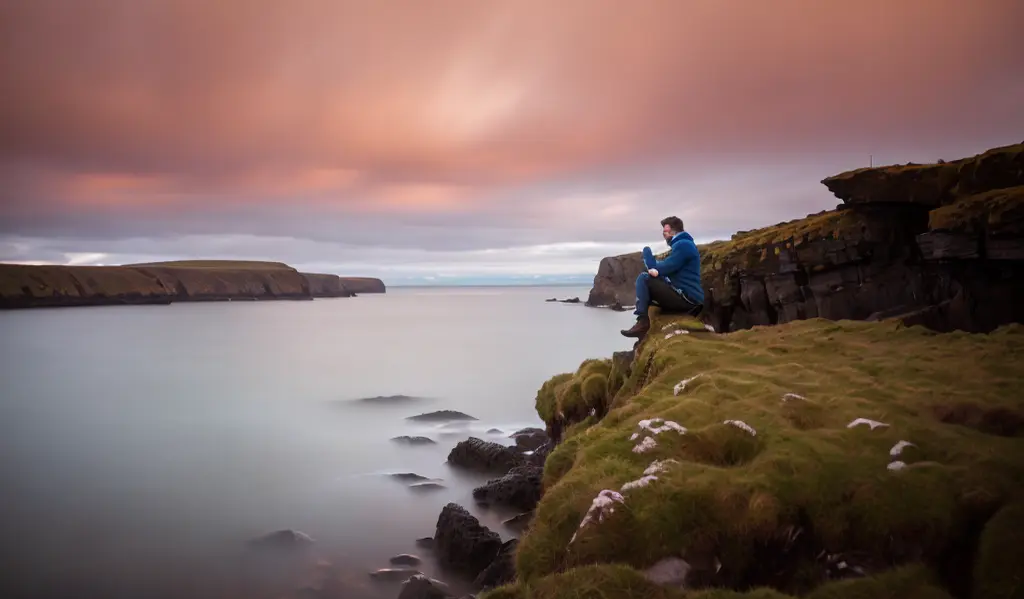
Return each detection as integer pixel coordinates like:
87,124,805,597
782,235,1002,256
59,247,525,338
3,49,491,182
634,272,702,317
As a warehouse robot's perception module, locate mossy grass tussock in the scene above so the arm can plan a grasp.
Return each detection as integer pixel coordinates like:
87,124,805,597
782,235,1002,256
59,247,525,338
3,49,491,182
489,308,1024,598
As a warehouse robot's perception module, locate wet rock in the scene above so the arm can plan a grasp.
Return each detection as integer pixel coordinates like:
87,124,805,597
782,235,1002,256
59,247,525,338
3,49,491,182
487,428,504,435
389,473,434,482
472,466,543,511
447,437,527,473
560,297,581,303
408,482,446,493
501,511,533,531
357,394,423,403
473,539,518,590
398,574,453,599
509,427,548,451
433,503,502,577
406,410,477,422
391,436,437,446
247,529,315,550
390,554,423,566
415,537,435,549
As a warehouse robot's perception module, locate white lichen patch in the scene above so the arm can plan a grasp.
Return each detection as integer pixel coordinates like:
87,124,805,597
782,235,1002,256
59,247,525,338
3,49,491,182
847,417,890,430
890,440,914,456
664,329,691,340
724,420,757,436
661,322,679,331
781,393,806,402
569,489,625,544
673,373,704,396
632,436,658,453
704,323,716,333
621,475,658,491
643,557,692,588
887,461,907,471
643,459,678,476
630,418,687,440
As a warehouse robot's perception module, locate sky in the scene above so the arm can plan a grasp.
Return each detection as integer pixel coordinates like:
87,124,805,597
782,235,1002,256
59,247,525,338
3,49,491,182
1,0,1022,285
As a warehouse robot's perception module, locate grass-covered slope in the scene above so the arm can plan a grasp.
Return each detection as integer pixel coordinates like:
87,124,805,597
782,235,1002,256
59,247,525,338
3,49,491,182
492,309,1024,598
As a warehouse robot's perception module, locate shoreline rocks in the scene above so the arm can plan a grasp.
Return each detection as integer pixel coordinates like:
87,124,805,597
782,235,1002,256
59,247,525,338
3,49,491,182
447,437,528,473
406,410,478,422
391,436,437,445
433,503,503,578
471,465,543,511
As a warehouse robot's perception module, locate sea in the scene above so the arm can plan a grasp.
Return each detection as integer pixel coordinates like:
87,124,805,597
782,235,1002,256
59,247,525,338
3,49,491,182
0,286,636,599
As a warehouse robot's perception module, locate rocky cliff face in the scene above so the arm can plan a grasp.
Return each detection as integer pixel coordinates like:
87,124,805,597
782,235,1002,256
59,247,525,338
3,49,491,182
586,253,645,307
0,260,386,309
337,277,387,294
587,142,1024,333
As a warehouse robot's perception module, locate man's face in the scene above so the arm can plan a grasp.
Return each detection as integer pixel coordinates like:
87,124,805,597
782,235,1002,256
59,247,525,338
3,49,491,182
662,224,674,240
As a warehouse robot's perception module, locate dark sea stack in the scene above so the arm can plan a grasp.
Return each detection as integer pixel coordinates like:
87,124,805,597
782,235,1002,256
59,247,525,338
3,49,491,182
406,410,478,422
0,260,382,309
433,503,502,578
447,437,527,473
471,465,543,511
585,142,1024,333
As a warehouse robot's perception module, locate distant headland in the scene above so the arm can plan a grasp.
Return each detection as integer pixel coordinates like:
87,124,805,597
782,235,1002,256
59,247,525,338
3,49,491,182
0,259,385,309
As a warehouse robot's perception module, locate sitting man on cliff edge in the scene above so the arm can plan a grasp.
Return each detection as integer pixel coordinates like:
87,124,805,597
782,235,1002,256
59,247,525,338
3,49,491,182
621,216,705,338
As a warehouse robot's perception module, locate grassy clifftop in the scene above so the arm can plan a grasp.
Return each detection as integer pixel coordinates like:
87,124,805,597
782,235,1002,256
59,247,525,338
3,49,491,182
489,311,1024,598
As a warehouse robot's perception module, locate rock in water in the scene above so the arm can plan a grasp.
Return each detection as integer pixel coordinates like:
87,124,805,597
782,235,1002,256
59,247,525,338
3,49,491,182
474,539,518,590
247,529,315,550
509,427,548,451
433,503,502,577
398,574,453,599
389,473,434,482
472,466,543,511
406,410,477,422
502,511,533,531
415,537,435,549
390,554,423,566
447,437,526,473
391,436,437,445
409,482,446,493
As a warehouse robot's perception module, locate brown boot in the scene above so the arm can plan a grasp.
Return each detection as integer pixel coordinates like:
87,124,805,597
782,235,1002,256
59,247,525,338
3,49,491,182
620,315,650,338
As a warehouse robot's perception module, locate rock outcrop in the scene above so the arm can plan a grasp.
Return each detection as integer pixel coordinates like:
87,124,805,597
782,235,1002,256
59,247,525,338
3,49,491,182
586,143,1024,333
447,438,527,473
471,465,544,511
337,277,387,294
0,260,387,309
433,503,503,578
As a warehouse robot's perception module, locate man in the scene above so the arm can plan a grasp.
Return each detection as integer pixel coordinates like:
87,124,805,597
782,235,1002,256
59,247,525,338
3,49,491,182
620,216,704,338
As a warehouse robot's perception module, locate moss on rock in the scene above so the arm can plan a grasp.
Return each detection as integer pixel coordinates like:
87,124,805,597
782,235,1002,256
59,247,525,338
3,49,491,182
971,502,1024,599
507,312,1024,598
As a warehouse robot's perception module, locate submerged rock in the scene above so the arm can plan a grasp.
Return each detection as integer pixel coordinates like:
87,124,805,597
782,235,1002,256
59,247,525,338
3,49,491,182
447,437,526,473
408,482,446,493
487,428,504,435
357,394,424,403
406,410,477,422
390,554,423,566
472,465,543,511
397,574,453,599
433,503,502,577
247,529,315,550
391,435,437,445
389,473,435,482
473,539,518,590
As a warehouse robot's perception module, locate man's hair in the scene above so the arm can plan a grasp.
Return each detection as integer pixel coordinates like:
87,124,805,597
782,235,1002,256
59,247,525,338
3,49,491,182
660,216,684,233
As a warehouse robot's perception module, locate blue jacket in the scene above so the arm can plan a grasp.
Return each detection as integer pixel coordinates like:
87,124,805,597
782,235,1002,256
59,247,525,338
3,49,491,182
642,231,704,304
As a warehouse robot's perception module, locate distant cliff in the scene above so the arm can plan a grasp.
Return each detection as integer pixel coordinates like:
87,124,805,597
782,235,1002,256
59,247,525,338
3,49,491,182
586,142,1024,333
0,260,386,309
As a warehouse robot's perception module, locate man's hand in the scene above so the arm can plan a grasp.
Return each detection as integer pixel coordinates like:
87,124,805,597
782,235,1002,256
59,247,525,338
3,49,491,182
648,268,659,277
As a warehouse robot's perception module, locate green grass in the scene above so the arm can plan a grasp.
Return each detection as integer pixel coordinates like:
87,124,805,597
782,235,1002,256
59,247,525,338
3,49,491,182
496,309,1024,598
928,185,1024,235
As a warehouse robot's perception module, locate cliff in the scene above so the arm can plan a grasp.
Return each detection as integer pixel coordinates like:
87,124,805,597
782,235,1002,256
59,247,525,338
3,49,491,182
587,142,1024,333
0,260,385,309
485,309,1024,599
335,276,387,294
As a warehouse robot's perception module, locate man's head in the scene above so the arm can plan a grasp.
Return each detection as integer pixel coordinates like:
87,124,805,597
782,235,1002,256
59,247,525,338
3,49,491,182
660,216,684,240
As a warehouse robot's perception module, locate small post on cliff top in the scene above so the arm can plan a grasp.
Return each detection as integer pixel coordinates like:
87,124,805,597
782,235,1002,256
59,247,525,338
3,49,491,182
870,154,873,167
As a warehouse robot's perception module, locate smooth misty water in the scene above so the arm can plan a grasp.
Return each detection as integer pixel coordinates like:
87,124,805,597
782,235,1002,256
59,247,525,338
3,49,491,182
0,286,635,599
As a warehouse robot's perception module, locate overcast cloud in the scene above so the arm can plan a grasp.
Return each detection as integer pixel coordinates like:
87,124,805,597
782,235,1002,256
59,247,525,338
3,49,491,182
2,0,1022,283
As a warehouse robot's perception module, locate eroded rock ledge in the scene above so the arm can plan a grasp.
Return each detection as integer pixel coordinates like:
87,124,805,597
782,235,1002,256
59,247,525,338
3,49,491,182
586,142,1024,333
0,260,386,309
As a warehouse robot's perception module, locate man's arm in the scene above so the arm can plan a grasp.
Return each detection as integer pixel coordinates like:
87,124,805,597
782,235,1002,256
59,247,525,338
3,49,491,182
653,240,697,275
642,247,656,269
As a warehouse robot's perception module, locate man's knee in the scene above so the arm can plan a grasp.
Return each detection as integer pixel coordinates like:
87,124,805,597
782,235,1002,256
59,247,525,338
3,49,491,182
636,272,651,286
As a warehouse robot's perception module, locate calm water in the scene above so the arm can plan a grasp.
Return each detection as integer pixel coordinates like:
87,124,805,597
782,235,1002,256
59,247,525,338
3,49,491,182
0,286,634,599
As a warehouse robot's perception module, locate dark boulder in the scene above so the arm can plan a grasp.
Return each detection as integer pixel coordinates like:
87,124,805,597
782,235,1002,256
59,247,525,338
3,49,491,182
390,554,422,566
433,503,502,577
472,466,543,511
509,427,548,451
447,437,526,473
473,539,518,590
